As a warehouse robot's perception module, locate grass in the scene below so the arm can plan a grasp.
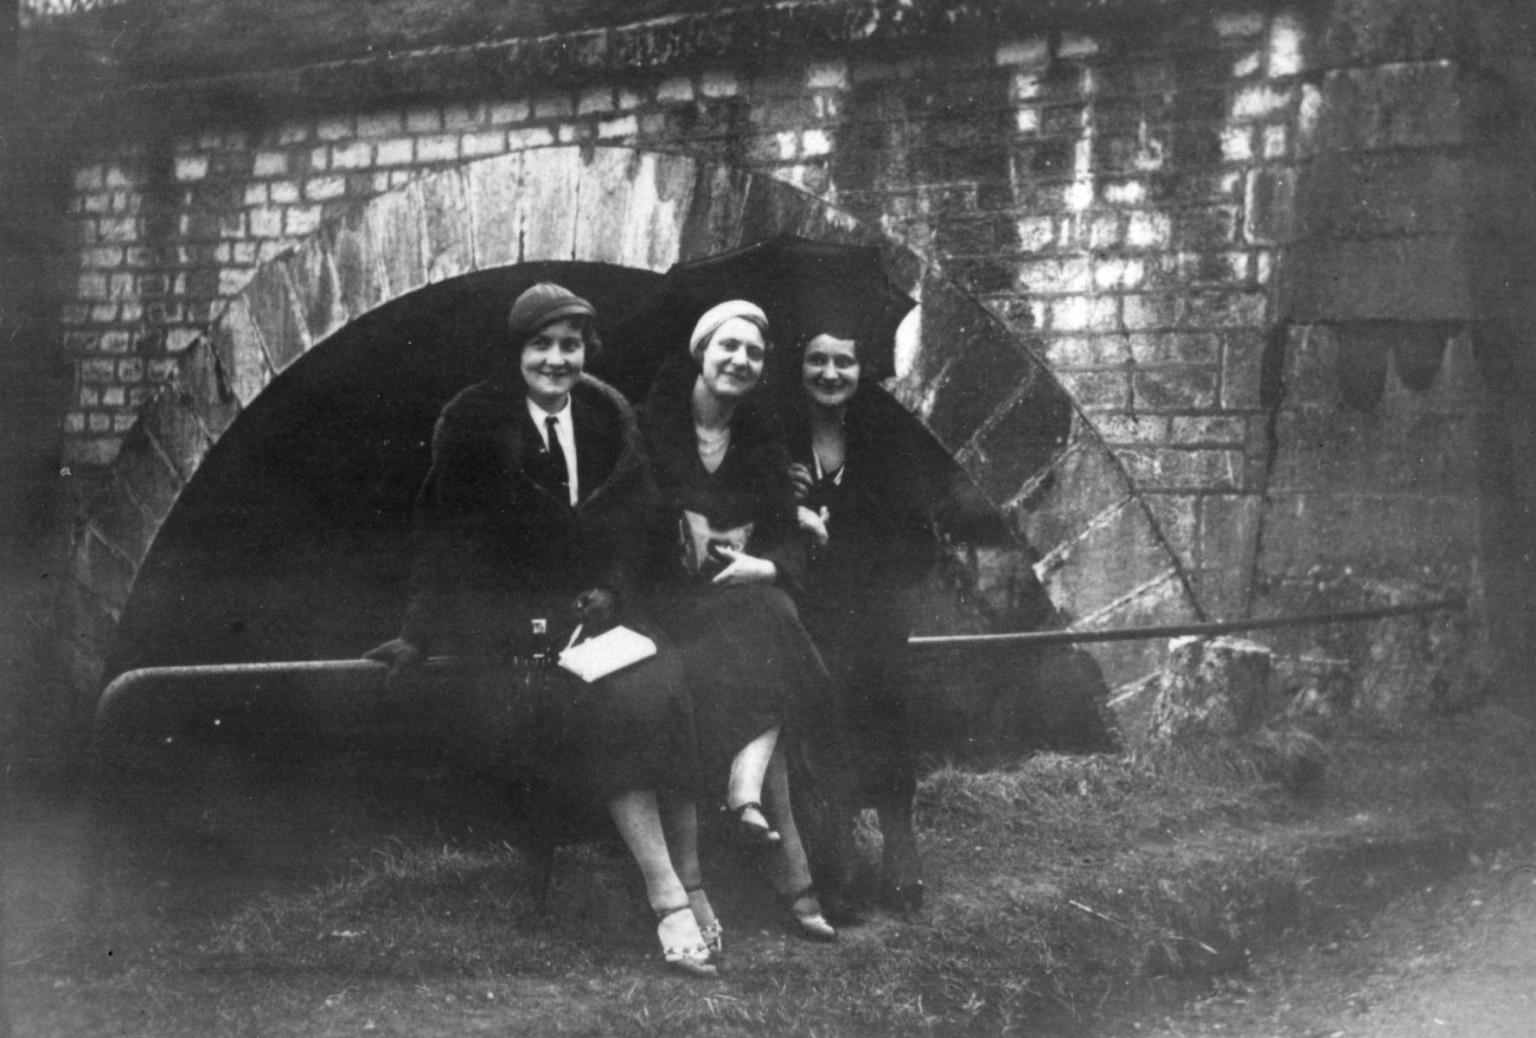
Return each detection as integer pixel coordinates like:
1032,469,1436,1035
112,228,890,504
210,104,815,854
7,704,1536,1036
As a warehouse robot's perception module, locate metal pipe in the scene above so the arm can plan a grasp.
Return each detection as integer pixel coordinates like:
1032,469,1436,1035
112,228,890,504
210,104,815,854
907,595,1467,649
94,596,1468,733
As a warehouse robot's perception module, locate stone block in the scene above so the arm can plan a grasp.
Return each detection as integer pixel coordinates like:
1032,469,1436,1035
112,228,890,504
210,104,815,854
1220,328,1268,410
1037,497,1188,624
366,184,428,299
519,146,582,262
1257,488,1478,581
243,264,309,374
283,237,349,347
207,296,274,407
1306,62,1464,155
1018,437,1136,554
1132,364,1219,410
1244,166,1297,244
1290,234,1468,323
1299,152,1467,241
1196,493,1262,615
464,152,524,268
418,168,475,283
139,392,212,484
1149,636,1272,741
921,305,1035,451
174,337,241,439
571,148,693,273
969,378,1074,504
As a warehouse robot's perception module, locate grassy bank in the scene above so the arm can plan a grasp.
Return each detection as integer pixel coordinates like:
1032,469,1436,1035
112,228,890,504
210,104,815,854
6,705,1536,1036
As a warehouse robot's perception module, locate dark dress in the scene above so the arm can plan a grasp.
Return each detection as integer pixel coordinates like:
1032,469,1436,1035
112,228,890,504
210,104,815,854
784,387,939,795
637,356,832,782
399,371,698,806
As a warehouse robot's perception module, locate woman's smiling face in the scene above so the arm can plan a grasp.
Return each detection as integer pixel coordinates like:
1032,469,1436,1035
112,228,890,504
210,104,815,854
698,317,767,399
519,317,586,410
801,333,861,408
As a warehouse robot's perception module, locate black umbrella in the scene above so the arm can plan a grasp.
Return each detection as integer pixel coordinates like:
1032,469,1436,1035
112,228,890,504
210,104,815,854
599,234,917,400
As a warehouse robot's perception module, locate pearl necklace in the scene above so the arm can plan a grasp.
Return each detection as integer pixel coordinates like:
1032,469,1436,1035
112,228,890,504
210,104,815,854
695,424,730,455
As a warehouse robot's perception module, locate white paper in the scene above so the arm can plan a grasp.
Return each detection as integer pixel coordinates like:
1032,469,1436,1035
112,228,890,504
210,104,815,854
557,625,658,683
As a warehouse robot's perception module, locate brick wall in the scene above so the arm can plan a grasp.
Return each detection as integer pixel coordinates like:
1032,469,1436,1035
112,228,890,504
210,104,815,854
21,0,1533,728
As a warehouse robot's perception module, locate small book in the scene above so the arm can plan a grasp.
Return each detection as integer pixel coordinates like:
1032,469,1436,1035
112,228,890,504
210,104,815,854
557,624,658,683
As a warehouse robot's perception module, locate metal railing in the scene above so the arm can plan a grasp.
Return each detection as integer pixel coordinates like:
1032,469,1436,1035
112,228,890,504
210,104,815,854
94,595,1468,735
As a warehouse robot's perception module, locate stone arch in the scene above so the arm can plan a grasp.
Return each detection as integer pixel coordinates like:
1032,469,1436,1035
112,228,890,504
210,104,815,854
71,145,1200,705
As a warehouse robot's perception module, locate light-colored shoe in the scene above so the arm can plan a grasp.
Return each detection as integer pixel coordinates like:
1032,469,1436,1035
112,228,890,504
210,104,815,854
782,885,837,943
656,904,718,978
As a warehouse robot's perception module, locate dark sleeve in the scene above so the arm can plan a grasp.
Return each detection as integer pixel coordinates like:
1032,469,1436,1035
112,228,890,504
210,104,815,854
398,408,501,651
596,442,660,614
751,434,808,595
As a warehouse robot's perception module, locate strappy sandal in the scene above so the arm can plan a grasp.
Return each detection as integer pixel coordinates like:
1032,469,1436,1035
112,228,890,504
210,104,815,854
780,884,837,943
685,883,723,957
726,801,781,848
656,904,718,978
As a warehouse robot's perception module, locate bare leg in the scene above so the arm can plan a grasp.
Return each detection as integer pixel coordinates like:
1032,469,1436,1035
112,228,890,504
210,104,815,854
609,790,716,976
661,795,720,951
727,725,781,840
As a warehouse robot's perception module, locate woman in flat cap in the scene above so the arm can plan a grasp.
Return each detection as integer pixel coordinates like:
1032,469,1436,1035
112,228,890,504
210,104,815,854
367,282,721,977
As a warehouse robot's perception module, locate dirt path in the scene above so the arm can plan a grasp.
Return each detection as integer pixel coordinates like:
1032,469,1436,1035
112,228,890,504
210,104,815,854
1107,835,1536,1037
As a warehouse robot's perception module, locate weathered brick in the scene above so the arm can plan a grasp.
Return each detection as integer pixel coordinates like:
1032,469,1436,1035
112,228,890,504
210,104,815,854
489,99,532,123
1134,364,1219,410
331,142,373,170
357,111,404,137
174,155,209,181
252,151,289,177
568,88,606,116
995,37,1051,69
462,129,508,156
700,71,740,98
533,93,575,119
417,135,459,162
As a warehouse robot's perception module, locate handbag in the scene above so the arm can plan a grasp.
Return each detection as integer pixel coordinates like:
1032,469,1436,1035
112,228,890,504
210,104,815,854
557,623,658,683
679,510,755,577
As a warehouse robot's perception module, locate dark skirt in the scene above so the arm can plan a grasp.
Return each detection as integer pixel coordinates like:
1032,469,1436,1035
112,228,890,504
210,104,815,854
464,621,703,812
647,582,833,783
799,586,917,794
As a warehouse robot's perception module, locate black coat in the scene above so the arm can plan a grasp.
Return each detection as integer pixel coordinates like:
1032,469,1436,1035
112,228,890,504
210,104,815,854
783,386,940,598
401,372,655,658
636,355,830,774
637,355,806,595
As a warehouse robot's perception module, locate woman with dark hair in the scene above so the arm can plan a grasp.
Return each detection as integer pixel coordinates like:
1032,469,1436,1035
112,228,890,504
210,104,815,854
366,282,720,977
637,299,837,943
782,322,940,910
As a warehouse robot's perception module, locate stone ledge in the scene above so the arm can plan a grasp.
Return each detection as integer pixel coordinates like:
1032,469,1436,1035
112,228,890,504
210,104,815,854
88,0,1248,120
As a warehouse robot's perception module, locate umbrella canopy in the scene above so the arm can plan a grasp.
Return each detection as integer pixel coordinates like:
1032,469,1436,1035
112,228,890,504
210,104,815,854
599,234,916,400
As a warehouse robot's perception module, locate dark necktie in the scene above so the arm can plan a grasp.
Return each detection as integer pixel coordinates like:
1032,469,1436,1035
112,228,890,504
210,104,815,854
545,415,570,500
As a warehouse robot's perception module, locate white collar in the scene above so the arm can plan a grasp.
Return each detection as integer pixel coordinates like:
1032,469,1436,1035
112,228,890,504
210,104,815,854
528,395,573,430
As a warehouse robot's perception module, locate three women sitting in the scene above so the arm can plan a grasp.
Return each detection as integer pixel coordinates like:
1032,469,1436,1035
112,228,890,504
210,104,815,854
371,286,840,978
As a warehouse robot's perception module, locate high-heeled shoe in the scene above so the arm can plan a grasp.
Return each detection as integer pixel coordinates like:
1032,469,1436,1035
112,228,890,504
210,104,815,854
781,885,837,943
726,801,781,848
656,904,718,978
685,884,723,958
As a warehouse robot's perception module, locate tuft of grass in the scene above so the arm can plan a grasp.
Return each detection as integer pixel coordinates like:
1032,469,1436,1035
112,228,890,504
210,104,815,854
9,706,1536,1036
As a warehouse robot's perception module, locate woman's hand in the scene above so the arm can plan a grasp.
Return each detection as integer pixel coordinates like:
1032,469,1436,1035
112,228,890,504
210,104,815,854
573,587,617,627
797,505,830,548
787,462,814,502
709,546,777,586
363,637,424,694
